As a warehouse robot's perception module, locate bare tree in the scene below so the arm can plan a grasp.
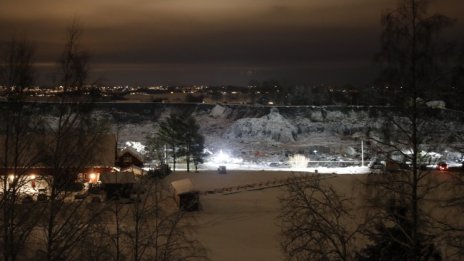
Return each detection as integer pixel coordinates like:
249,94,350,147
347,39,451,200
362,0,458,259
58,21,89,95
105,179,127,261
0,37,43,261
0,37,35,99
36,21,110,261
280,175,361,261
437,129,464,257
435,174,464,258
103,177,208,261
76,222,114,261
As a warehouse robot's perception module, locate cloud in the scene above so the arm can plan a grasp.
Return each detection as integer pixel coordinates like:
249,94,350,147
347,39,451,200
0,0,461,85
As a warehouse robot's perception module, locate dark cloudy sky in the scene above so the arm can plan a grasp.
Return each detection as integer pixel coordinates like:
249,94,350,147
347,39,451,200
1,0,462,86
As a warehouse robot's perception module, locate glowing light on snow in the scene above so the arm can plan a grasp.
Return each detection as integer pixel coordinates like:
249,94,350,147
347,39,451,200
216,150,230,163
289,154,309,169
208,150,244,165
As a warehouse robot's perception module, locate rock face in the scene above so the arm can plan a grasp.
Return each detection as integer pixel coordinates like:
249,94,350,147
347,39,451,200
223,108,297,143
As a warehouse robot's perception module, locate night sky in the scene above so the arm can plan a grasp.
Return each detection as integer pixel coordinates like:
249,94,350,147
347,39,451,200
1,0,462,86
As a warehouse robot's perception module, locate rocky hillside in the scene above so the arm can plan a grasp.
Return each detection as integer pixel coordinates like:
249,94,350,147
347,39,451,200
87,103,464,161
11,101,464,161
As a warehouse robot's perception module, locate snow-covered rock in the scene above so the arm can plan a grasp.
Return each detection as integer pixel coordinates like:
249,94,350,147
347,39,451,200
223,108,297,143
209,104,227,118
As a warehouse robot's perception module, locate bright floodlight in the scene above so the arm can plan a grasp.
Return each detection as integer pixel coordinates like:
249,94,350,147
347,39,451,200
207,149,243,166
215,150,230,163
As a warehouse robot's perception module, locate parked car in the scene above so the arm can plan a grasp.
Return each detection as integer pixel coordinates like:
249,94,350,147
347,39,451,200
217,166,227,174
436,162,448,171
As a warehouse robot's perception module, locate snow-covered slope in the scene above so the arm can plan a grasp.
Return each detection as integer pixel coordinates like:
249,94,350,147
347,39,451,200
223,108,297,143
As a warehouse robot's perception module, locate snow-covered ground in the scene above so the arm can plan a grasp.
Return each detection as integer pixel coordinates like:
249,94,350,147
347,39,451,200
166,167,462,260
196,162,373,174
166,170,292,261
165,170,367,261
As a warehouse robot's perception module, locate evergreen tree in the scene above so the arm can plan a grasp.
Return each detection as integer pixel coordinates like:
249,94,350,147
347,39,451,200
153,114,205,173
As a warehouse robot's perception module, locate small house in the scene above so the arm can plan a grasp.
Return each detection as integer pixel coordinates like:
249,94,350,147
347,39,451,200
170,178,200,211
117,147,144,169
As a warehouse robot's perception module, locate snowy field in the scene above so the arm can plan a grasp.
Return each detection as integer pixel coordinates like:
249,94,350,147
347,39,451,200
165,169,462,260
179,162,373,174
165,170,365,261
166,170,292,261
